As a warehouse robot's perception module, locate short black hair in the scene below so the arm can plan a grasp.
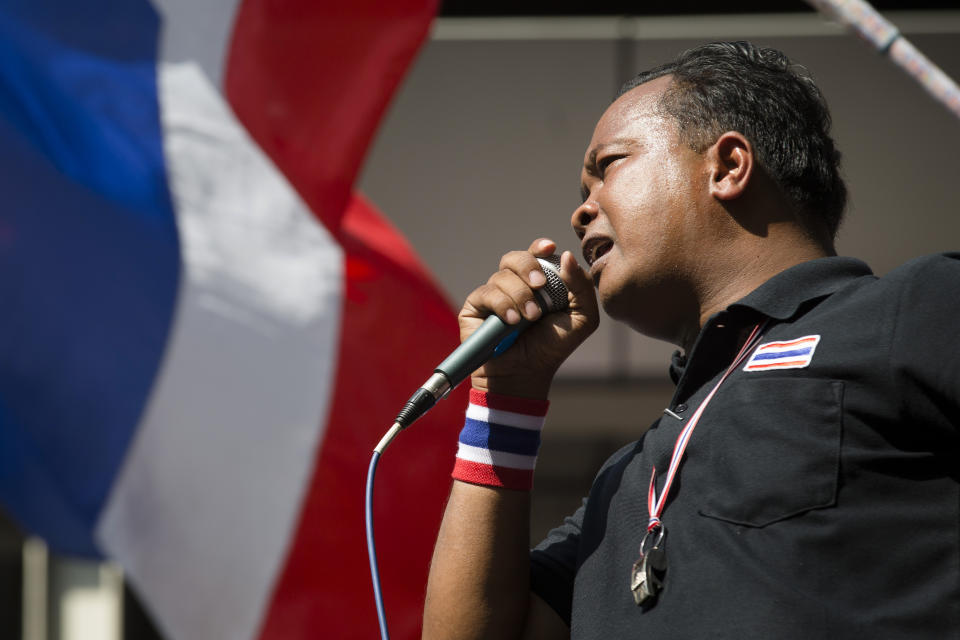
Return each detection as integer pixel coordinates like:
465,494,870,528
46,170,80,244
619,41,846,240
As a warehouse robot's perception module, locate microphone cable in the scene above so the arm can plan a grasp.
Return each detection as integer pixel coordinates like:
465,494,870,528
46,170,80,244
365,255,568,640
366,423,403,640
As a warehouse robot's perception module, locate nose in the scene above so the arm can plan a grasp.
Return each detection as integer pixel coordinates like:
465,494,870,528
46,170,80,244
571,200,600,239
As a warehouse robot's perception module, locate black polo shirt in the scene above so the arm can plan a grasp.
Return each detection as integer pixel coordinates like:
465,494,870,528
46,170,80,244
531,253,960,639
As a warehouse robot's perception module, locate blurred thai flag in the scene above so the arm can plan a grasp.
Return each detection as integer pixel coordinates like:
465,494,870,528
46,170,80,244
0,1,465,638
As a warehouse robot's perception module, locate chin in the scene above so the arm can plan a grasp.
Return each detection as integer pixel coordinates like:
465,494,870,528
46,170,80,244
600,277,690,345
597,284,635,325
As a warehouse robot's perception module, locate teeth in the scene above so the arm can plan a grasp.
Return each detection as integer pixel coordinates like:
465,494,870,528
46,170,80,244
586,240,611,266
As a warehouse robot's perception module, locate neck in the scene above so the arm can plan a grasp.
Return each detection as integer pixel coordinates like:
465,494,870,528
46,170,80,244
679,234,833,353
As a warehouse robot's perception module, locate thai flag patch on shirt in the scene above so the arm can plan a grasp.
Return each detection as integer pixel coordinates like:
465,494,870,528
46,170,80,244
743,335,821,371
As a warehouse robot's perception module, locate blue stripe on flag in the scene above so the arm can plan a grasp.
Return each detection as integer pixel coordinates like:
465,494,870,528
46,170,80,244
0,1,179,556
753,347,813,361
460,419,541,456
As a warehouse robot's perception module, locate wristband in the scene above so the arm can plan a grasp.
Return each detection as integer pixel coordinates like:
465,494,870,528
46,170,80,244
451,388,549,491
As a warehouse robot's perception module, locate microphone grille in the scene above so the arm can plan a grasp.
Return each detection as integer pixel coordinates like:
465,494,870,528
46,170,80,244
536,255,569,313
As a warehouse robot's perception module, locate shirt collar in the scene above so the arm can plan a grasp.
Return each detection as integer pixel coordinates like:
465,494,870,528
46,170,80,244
668,256,873,384
728,256,873,320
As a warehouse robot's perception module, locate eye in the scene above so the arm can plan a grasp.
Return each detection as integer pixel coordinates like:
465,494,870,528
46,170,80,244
597,154,625,176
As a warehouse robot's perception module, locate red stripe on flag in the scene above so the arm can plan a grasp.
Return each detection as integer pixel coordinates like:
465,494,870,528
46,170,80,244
256,196,465,640
226,0,438,233
756,337,818,349
745,360,809,369
468,388,550,416
452,457,536,491
224,1,456,638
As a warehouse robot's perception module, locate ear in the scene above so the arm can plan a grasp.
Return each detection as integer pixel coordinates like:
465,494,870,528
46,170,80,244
707,131,754,202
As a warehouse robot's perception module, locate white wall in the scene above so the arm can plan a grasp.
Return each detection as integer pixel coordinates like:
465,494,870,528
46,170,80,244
360,13,960,377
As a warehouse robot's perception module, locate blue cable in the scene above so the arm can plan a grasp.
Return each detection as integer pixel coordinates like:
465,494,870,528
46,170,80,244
366,450,390,640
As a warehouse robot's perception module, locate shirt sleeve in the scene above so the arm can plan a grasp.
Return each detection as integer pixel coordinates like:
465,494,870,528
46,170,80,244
890,252,960,433
528,439,643,626
529,500,585,626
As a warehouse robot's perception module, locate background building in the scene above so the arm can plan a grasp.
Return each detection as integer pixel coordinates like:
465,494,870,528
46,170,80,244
2,3,958,638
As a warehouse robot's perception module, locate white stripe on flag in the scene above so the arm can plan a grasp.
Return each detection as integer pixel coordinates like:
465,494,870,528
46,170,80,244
466,404,545,430
150,0,242,89
456,443,538,470
95,62,343,640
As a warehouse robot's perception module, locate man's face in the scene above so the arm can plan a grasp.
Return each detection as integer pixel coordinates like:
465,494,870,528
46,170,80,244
573,75,711,337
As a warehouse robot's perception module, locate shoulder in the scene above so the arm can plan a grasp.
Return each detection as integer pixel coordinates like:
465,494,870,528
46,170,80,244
883,252,960,422
880,254,960,409
880,252,960,288
831,252,960,320
876,252,960,321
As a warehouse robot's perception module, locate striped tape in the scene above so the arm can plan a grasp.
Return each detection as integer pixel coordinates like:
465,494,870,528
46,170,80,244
452,389,548,490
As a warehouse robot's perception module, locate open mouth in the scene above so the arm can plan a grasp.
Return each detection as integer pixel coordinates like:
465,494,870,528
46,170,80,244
583,238,613,267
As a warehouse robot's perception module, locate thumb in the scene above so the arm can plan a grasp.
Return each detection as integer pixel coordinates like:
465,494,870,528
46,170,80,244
559,250,596,312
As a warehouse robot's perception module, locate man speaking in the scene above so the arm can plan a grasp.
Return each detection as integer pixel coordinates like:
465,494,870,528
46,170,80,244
422,41,959,638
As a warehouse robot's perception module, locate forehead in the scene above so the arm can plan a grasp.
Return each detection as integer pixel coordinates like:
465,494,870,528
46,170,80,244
585,75,674,157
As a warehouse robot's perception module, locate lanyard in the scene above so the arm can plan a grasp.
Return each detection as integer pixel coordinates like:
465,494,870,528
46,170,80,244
645,321,767,532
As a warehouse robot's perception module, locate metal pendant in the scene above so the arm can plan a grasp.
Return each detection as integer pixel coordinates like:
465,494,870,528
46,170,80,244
630,526,666,605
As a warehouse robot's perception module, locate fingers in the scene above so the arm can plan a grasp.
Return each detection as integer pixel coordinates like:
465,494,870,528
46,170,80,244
558,250,597,315
459,240,600,397
503,242,597,318
464,269,542,327
462,240,555,327
526,237,556,257
463,239,596,329
497,250,546,286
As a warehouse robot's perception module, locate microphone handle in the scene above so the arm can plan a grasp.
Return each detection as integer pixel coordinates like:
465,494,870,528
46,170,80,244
435,313,530,391
392,255,564,430
393,314,530,429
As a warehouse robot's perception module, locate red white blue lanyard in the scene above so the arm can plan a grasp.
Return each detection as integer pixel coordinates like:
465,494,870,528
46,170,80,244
646,322,767,532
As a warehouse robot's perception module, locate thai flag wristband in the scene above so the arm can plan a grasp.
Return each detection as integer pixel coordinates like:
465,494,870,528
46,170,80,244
451,388,549,491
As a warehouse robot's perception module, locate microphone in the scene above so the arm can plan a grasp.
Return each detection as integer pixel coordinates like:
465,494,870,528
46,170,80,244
393,255,569,430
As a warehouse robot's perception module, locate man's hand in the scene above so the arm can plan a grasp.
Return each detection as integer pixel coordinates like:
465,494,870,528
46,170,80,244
423,239,593,640
460,238,599,399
